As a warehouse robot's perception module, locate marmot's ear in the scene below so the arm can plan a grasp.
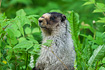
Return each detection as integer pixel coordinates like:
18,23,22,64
61,15,66,22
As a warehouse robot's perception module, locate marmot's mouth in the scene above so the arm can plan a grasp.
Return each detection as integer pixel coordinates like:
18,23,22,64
39,25,47,28
39,22,47,28
40,26,47,28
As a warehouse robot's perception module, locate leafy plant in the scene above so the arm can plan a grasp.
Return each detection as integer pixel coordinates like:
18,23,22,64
0,9,41,70
0,0,105,69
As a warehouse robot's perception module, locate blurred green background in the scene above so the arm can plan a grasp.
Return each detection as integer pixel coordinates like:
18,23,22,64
0,0,104,26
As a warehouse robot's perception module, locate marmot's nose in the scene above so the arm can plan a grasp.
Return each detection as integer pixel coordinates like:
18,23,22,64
38,20,43,26
38,19,45,28
38,18,47,28
39,20,43,23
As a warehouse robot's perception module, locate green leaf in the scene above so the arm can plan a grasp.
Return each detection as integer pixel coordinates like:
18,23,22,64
16,9,32,26
7,37,18,45
32,28,40,33
87,35,93,40
6,28,15,38
0,13,7,20
102,57,105,63
6,28,18,45
27,15,39,18
80,34,88,37
27,38,39,44
18,37,26,43
11,23,18,30
6,54,12,61
97,17,105,23
96,3,105,9
93,9,104,13
91,45,98,50
14,30,21,37
83,0,95,6
33,44,40,52
14,41,33,51
99,66,105,70
88,67,94,70
15,20,24,36
6,46,13,61
16,9,26,16
88,45,105,66
43,40,53,47
93,3,105,13
25,27,31,34
83,2,94,6
93,32,104,45
27,15,39,24
66,11,79,48
28,44,40,54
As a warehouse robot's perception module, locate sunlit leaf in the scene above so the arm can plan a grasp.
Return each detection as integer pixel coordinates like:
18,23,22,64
15,20,24,36
102,57,105,63
93,3,105,13
14,41,33,51
88,45,105,66
99,66,105,70
83,0,95,6
96,3,105,9
27,38,39,44
66,11,80,48
16,9,26,16
43,40,53,47
93,9,105,13
18,37,26,43
83,2,94,6
32,28,40,33
25,27,31,34
97,17,105,23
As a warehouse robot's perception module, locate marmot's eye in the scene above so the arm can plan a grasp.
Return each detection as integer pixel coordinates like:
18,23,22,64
50,17,56,21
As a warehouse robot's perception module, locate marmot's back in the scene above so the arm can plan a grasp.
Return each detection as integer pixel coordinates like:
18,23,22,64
33,12,76,70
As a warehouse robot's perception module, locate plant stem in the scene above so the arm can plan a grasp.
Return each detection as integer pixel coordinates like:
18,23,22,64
26,51,28,70
95,61,98,70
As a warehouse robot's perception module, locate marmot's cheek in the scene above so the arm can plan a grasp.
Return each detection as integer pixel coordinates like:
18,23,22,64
39,22,47,28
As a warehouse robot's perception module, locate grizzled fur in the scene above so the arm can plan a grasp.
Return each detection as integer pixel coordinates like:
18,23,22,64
33,12,76,70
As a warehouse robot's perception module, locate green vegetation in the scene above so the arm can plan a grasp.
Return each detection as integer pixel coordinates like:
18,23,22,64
0,0,105,70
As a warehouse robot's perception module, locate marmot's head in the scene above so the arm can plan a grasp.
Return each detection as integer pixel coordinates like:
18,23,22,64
38,12,67,36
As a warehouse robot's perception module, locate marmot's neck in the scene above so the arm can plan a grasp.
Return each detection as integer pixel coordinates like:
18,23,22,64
41,28,68,39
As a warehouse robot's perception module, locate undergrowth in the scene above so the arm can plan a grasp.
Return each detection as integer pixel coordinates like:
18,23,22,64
0,0,105,70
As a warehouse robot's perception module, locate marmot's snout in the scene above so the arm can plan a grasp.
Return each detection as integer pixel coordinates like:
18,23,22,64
38,13,51,28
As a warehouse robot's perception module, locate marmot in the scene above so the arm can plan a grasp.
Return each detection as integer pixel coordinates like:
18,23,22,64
33,12,76,70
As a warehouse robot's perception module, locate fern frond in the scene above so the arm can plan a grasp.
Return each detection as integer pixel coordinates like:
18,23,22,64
88,45,105,66
66,11,80,47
